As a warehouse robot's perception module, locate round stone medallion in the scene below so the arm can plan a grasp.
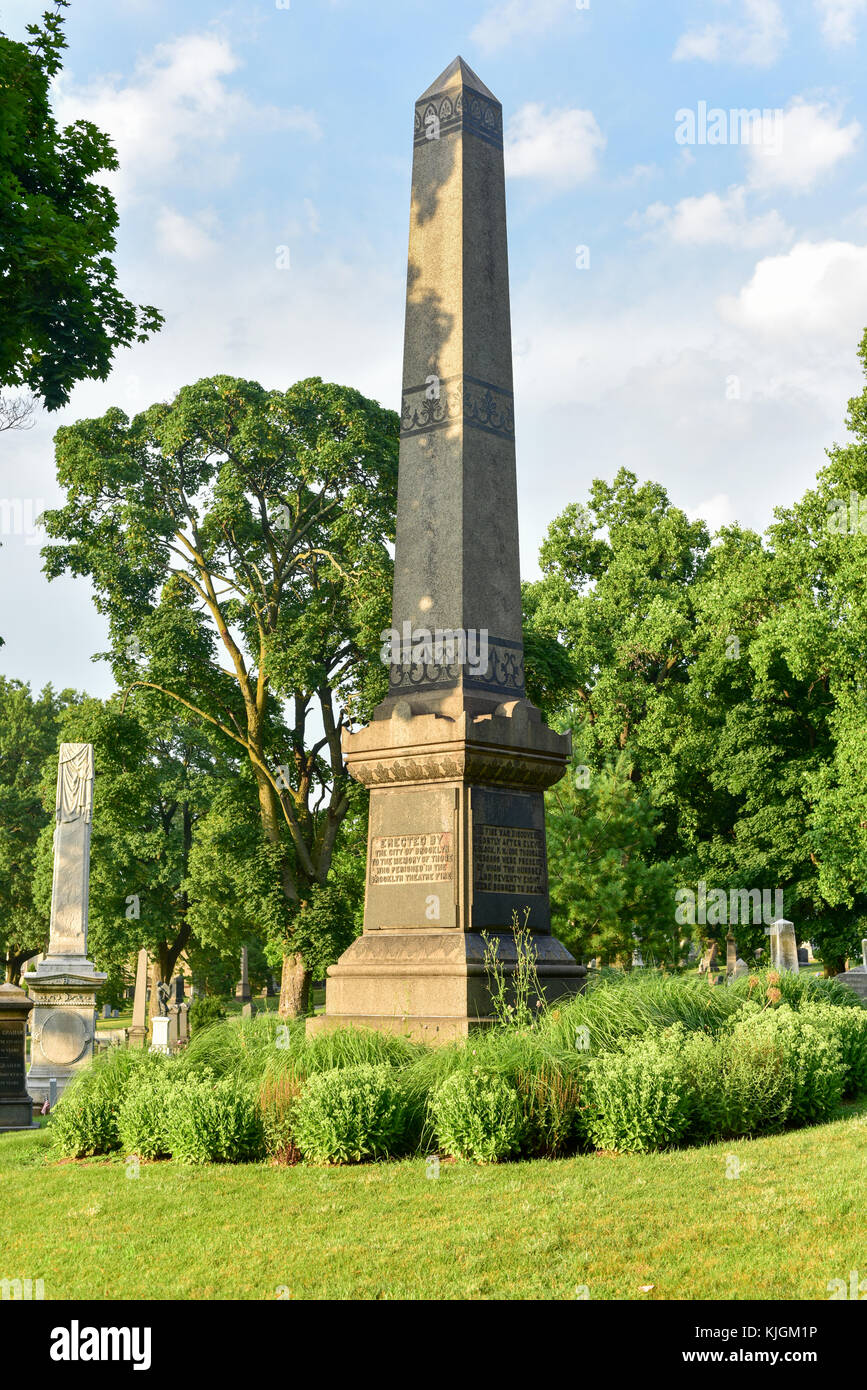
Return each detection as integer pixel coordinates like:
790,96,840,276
39,1011,89,1065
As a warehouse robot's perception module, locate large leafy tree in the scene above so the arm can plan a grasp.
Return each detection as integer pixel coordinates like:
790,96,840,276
43,375,398,1013
0,677,72,980
0,1,161,410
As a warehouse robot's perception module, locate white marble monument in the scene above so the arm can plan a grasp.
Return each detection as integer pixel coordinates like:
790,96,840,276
24,744,106,1105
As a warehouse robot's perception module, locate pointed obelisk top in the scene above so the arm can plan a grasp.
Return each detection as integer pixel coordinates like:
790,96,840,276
417,56,499,104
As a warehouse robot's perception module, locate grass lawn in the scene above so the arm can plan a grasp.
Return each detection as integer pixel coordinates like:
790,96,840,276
2,1100,865,1300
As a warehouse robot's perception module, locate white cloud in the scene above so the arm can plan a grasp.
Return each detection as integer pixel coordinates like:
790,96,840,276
746,99,860,193
688,493,736,531
54,32,320,202
505,103,605,189
635,187,790,249
814,0,867,45
156,208,219,261
471,0,573,54
673,0,787,67
719,239,867,341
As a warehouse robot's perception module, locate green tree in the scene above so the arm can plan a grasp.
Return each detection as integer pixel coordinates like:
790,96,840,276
546,737,678,966
0,678,72,980
0,2,161,410
43,374,398,1013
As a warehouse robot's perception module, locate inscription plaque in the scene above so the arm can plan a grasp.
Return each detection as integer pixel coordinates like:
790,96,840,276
370,831,453,885
473,824,547,895
0,1023,26,1094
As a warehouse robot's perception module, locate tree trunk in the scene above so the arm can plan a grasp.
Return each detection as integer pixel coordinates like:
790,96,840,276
278,952,311,1019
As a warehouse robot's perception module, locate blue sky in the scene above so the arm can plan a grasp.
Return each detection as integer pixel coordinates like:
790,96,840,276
2,0,867,696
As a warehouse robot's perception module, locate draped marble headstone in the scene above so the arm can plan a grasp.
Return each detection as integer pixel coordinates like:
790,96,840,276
24,744,106,1104
308,58,584,1042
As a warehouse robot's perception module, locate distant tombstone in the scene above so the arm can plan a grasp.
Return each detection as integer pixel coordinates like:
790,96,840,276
235,946,251,1003
102,1004,112,1019
797,947,808,965
732,958,749,979
725,933,737,978
0,985,38,1131
177,1002,189,1045
151,1016,171,1053
128,949,149,1049
241,1002,255,1020
835,939,867,1002
167,1007,180,1049
771,919,799,974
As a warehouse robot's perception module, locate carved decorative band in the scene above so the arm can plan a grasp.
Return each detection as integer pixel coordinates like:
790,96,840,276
389,635,525,695
401,375,514,442
414,88,504,149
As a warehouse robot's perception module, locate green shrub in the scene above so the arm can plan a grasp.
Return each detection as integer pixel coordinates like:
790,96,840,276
585,1034,693,1153
800,1002,867,1097
430,1069,525,1163
188,996,228,1035
165,1074,265,1164
541,971,741,1056
730,1006,845,1126
292,1063,414,1163
117,1061,177,1158
663,1026,792,1141
50,1085,121,1158
514,1061,585,1157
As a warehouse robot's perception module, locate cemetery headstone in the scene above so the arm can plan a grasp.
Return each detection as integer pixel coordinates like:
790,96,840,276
725,933,737,979
732,958,749,978
241,1002,255,1020
307,57,584,1042
235,946,251,1003
0,985,37,1131
771,919,799,974
23,744,106,1106
835,939,867,1002
128,949,149,1049
151,1015,171,1053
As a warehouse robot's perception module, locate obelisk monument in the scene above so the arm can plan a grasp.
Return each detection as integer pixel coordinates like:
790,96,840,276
309,58,583,1041
24,743,105,1102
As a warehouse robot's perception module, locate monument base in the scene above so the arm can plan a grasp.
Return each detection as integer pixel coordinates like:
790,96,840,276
23,956,106,1106
0,1099,39,1132
305,930,585,1044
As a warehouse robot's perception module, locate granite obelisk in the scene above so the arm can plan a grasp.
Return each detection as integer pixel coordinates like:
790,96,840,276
24,743,105,1103
309,58,583,1041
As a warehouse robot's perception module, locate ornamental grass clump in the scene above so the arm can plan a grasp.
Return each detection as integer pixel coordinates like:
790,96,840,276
430,1069,525,1163
292,1063,415,1164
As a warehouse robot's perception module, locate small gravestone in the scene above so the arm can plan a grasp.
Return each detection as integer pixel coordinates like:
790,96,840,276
732,957,749,978
835,939,867,1002
151,1015,171,1053
177,1001,189,1044
0,985,38,1131
241,1001,255,1020
102,1004,112,1019
797,946,808,965
725,933,737,979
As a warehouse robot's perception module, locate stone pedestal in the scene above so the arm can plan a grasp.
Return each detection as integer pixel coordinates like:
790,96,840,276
151,1016,170,1053
0,984,38,1131
23,959,105,1107
770,919,799,974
